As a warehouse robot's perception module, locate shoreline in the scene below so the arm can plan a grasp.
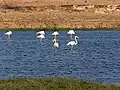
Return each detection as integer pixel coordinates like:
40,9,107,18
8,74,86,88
0,27,120,31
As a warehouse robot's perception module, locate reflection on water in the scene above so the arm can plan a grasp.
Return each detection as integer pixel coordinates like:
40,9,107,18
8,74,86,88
0,30,120,83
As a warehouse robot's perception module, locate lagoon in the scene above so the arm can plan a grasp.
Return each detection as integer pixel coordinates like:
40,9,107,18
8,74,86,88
0,30,120,84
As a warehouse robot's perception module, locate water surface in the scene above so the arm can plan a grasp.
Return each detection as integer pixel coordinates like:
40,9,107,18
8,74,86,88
0,30,120,84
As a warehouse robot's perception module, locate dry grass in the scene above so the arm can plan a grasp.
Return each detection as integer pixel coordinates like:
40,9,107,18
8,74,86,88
0,77,120,90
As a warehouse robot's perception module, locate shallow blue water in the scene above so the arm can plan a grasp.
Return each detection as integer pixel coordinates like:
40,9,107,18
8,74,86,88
0,30,120,83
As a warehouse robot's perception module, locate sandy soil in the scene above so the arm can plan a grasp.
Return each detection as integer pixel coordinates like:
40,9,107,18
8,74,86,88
0,0,120,29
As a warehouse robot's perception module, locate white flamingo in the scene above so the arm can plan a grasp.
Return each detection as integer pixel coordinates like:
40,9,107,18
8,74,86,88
37,34,45,42
67,30,75,40
53,39,59,48
67,36,79,50
36,31,45,35
52,31,59,39
5,31,12,39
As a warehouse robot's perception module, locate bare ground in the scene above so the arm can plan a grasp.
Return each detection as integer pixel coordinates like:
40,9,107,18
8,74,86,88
0,0,120,29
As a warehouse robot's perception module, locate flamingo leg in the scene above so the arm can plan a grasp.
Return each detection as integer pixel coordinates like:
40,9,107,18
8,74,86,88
8,35,11,40
69,34,73,41
39,38,42,43
54,35,57,40
70,45,73,51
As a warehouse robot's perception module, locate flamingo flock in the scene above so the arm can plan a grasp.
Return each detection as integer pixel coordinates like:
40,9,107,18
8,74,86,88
5,30,79,50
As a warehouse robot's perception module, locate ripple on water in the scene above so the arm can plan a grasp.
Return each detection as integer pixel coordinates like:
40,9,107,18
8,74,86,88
0,31,120,83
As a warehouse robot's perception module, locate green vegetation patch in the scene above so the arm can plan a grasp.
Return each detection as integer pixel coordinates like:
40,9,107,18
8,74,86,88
0,77,119,90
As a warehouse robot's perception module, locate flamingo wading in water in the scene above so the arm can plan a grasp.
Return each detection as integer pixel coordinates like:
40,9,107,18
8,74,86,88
36,31,45,42
52,31,59,40
53,39,59,48
67,36,79,50
36,31,45,35
67,30,75,40
5,31,12,39
37,34,45,42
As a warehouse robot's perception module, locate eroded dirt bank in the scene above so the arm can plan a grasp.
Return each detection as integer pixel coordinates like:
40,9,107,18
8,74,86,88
0,0,120,29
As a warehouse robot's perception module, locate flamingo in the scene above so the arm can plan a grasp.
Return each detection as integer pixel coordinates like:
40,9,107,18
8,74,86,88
52,31,59,39
53,39,59,48
36,31,45,35
67,36,79,50
67,30,75,40
5,31,12,39
37,34,45,42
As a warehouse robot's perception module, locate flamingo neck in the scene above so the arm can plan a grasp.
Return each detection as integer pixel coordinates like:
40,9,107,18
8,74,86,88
53,39,57,43
75,37,78,45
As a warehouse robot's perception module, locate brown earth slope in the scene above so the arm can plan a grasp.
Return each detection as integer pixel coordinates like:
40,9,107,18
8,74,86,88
0,0,120,29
